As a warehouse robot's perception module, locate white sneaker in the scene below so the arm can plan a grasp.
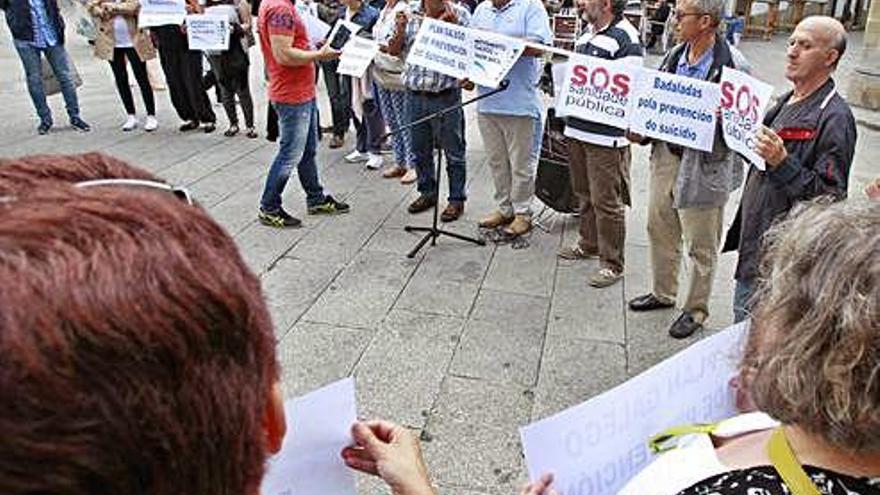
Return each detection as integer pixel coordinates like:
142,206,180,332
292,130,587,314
344,150,368,163
122,115,138,131
365,153,384,170
144,115,158,132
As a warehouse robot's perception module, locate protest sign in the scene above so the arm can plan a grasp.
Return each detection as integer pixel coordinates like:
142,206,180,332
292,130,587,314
407,17,471,80
261,377,358,495
469,31,524,88
520,322,748,495
628,69,720,152
720,67,774,171
139,0,186,27
295,3,330,48
186,14,230,51
337,36,380,78
555,53,640,130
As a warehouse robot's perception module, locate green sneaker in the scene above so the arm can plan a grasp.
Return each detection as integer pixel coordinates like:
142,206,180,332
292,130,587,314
307,195,350,215
258,207,302,228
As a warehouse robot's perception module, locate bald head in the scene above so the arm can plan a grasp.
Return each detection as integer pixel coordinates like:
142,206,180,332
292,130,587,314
796,15,847,67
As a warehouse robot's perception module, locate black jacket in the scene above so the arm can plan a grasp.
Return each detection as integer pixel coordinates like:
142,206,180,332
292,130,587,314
722,78,857,280
0,0,65,44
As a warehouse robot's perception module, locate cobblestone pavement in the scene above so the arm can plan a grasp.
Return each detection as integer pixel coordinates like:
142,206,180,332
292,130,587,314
2,20,879,494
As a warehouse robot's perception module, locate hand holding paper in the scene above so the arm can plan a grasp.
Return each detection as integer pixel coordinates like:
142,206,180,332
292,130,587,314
755,125,788,168
342,421,435,495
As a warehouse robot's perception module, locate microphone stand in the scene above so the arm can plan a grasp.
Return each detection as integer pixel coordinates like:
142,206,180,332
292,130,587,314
380,80,510,259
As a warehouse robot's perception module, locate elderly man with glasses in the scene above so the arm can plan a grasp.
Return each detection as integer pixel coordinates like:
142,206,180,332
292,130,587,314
626,0,749,339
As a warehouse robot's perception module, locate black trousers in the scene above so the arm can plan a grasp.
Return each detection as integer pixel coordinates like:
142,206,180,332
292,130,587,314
157,46,215,123
109,47,155,116
206,53,254,128
320,59,350,137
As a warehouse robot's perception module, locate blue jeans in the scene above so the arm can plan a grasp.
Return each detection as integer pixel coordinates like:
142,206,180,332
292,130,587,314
260,99,326,212
407,88,467,202
13,40,80,125
733,277,755,323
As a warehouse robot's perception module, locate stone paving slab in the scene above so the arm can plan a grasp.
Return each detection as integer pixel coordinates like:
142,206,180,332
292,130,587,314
2,21,880,494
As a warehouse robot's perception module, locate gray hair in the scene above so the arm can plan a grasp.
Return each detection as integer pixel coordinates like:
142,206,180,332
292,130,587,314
689,0,725,25
742,199,880,452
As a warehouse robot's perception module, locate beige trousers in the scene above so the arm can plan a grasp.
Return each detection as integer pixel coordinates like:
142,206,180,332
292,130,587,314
477,113,538,216
647,144,724,323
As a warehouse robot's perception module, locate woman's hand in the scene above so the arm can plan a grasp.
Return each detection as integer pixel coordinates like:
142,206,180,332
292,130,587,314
341,420,435,495
520,473,559,495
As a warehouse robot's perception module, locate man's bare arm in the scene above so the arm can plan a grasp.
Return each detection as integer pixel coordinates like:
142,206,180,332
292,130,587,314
269,34,339,66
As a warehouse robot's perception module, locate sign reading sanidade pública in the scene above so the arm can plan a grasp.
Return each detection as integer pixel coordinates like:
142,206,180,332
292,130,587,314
628,69,720,153
555,53,640,130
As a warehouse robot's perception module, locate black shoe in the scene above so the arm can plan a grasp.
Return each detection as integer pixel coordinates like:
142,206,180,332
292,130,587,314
203,122,216,133
307,195,350,215
179,120,199,132
37,121,52,135
258,207,302,228
669,311,702,339
628,293,675,312
70,117,91,132
408,194,436,214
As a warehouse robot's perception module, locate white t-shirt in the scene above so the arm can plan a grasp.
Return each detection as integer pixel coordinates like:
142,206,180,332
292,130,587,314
113,1,133,48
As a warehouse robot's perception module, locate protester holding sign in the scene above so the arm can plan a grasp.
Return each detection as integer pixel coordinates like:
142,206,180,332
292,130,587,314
200,0,258,138
257,0,350,228
722,16,856,323
555,0,642,288
470,0,551,236
152,0,217,133
87,0,158,132
387,0,472,222
1,0,91,134
372,0,418,184
627,0,747,339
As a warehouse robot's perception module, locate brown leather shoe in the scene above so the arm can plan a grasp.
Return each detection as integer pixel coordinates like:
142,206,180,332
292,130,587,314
503,214,531,235
478,210,514,228
382,165,407,178
329,135,344,149
440,201,464,222
408,195,436,214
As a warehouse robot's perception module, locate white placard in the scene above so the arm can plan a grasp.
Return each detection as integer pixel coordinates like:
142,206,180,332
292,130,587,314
186,14,230,51
555,53,641,130
337,36,381,78
301,12,331,48
407,17,471,80
469,30,525,88
629,69,720,152
720,67,774,171
261,377,358,495
138,0,186,27
520,323,748,495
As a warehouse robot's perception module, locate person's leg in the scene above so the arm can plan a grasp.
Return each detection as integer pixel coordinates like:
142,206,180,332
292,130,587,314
182,51,215,124
567,139,598,254
295,100,327,207
506,115,538,217
266,101,279,140
158,47,195,121
363,96,385,154
679,205,725,324
338,71,352,138
12,40,52,125
408,93,436,198
322,60,346,138
259,100,313,212
439,90,466,203
110,48,136,115
583,143,629,273
733,277,756,323
376,87,405,165
477,113,514,218
43,44,81,121
646,144,683,304
208,56,238,127
126,49,155,116
237,74,255,129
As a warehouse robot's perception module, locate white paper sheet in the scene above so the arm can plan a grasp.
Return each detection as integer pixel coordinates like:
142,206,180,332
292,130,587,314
260,377,358,495
520,322,749,495
554,53,641,130
720,67,774,171
186,14,230,51
628,68,721,152
337,36,380,78
138,0,186,27
407,17,471,80
301,12,331,48
469,30,525,88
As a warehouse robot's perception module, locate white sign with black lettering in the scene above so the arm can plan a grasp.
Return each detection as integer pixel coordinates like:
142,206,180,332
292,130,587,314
186,14,230,51
407,17,471,80
520,322,748,495
336,36,380,78
139,0,186,27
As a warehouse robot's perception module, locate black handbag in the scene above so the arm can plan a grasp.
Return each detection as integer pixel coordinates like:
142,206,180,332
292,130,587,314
535,109,578,214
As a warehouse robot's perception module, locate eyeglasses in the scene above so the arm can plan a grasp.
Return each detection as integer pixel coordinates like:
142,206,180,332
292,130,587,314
673,10,705,20
75,179,194,205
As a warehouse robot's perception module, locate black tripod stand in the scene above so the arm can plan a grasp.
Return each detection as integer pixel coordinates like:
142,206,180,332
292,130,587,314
381,81,510,258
